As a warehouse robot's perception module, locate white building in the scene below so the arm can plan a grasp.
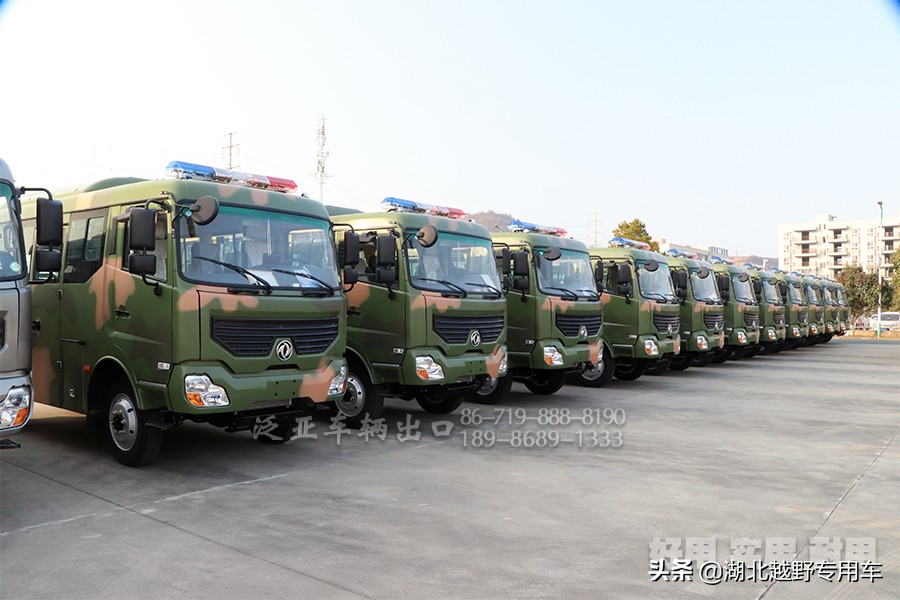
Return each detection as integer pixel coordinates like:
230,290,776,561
654,239,730,262
778,213,900,278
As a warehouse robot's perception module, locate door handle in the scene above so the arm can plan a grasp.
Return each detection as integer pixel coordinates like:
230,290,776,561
115,307,131,318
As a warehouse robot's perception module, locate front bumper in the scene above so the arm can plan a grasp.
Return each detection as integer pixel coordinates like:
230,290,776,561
400,345,508,386
510,338,597,371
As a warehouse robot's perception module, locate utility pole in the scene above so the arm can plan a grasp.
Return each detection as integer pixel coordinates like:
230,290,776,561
222,131,240,170
313,116,331,202
590,213,603,247
876,201,883,338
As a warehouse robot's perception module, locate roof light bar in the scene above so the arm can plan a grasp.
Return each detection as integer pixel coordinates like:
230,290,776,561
380,197,466,219
165,161,297,193
609,237,651,250
742,262,763,270
710,255,733,265
508,219,568,237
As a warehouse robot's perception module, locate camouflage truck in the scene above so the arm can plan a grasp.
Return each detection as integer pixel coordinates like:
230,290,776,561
468,219,604,399
576,238,681,381
663,252,725,369
745,266,786,355
772,270,810,349
819,278,839,342
800,273,826,345
327,198,507,425
1,159,63,447
20,161,352,466
709,259,761,362
833,281,849,335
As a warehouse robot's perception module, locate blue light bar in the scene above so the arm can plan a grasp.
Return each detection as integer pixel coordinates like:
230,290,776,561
665,249,683,257
609,237,651,250
166,161,216,180
382,197,419,211
509,219,537,231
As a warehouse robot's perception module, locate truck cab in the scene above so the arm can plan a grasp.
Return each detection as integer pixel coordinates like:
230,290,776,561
21,161,350,466
583,238,681,381
474,219,603,398
664,252,725,369
800,274,826,345
710,259,761,361
773,270,810,349
819,278,839,342
329,198,507,425
833,282,849,335
746,266,787,354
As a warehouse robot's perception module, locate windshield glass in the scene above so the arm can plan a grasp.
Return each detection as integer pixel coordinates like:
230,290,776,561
690,269,720,302
406,231,501,295
534,248,597,299
788,283,805,304
822,287,835,305
176,204,339,292
638,262,676,302
0,182,26,281
764,280,781,305
837,289,847,306
731,274,755,304
806,285,820,305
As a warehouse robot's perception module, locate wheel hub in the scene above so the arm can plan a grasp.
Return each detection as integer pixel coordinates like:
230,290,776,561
108,394,138,452
336,375,365,417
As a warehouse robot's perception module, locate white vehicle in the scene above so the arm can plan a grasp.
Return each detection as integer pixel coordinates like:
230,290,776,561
868,312,900,332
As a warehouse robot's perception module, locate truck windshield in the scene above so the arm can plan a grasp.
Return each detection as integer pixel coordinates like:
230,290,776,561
731,275,755,304
806,286,820,305
638,262,676,302
788,283,805,305
690,270,720,303
764,280,782,305
0,183,26,281
176,204,339,293
407,231,501,297
535,248,598,299
837,289,848,306
822,287,835,306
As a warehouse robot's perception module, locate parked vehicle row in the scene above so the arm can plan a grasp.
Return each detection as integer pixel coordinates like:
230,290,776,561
11,160,847,466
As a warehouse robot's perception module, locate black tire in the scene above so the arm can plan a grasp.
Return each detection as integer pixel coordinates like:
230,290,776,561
252,417,296,444
468,375,513,404
416,395,464,414
710,348,731,364
613,358,646,381
575,345,615,387
744,344,761,358
645,358,671,376
770,341,784,353
730,347,749,360
823,334,834,343
669,352,693,371
523,371,566,395
692,351,715,367
107,384,163,468
334,364,383,428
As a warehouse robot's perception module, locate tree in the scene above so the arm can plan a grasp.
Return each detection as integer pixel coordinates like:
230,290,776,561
891,249,900,311
836,264,892,326
612,219,659,252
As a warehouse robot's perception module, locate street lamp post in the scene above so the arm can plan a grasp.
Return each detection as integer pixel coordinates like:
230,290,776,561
876,201,883,339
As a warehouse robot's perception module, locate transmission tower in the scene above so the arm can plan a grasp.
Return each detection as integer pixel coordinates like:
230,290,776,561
222,131,240,169
590,212,604,247
313,117,331,202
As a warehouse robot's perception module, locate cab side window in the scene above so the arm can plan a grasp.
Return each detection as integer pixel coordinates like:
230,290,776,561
64,210,108,284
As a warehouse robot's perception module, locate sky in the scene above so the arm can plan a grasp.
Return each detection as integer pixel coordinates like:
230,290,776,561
1,0,899,256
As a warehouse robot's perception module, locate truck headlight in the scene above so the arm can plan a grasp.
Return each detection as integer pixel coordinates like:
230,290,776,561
184,375,230,407
644,340,659,356
543,346,564,366
810,324,818,334
737,331,748,344
415,356,444,381
328,365,348,396
826,323,834,333
696,335,708,350
0,386,31,430
768,329,777,340
498,351,508,376
792,326,800,337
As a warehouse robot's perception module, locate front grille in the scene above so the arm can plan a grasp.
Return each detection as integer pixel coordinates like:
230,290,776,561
556,314,602,337
703,313,724,331
653,313,680,333
212,317,339,357
433,314,504,344
799,310,809,324
744,313,760,328
774,312,786,326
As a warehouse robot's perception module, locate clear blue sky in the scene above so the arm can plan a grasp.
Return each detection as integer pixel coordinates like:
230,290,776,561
2,0,899,256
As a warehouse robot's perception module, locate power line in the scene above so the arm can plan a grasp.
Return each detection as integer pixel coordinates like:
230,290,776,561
313,116,332,202
222,131,240,170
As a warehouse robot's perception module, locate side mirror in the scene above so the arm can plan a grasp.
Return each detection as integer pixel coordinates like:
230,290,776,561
34,249,62,273
343,266,359,285
416,225,438,248
129,208,156,251
717,275,730,300
618,264,633,285
340,232,360,267
644,259,659,272
543,246,561,261
376,234,397,267
189,195,219,225
129,253,156,276
697,266,710,279
495,247,511,275
676,287,687,300
752,279,762,298
778,282,788,298
36,198,63,247
512,251,529,277
671,270,687,290
738,272,750,283
513,277,529,290
593,261,604,285
375,267,397,284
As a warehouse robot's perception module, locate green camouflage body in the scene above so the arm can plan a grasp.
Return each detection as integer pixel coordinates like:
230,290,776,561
21,178,347,426
802,275,826,340
331,211,507,392
491,232,603,374
820,280,839,336
587,247,681,360
711,263,761,348
773,272,810,340
747,269,787,345
666,256,726,353
833,282,849,334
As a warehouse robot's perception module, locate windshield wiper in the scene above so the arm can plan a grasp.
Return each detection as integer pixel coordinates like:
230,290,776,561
641,291,669,303
576,287,601,301
269,268,336,294
696,296,722,305
194,256,272,295
544,286,579,301
464,281,502,299
415,277,468,298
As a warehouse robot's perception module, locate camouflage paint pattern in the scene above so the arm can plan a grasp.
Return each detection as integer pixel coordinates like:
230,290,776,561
666,256,726,354
773,272,810,341
833,282,849,334
802,275,828,340
21,177,347,419
747,268,787,346
711,263,762,349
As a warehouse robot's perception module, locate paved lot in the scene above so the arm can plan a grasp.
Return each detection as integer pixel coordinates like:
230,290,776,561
2,339,898,599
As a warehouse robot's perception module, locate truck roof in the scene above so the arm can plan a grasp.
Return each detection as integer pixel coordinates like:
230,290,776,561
587,246,669,264
492,231,589,252
328,210,493,240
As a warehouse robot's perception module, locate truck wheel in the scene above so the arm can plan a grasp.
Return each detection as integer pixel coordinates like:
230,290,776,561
416,395,464,414
730,347,749,360
335,366,383,428
710,348,731,363
669,353,692,371
613,358,646,381
107,386,163,468
468,375,513,404
576,346,615,387
645,358,671,376
523,371,566,395
692,352,715,367
823,334,834,343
